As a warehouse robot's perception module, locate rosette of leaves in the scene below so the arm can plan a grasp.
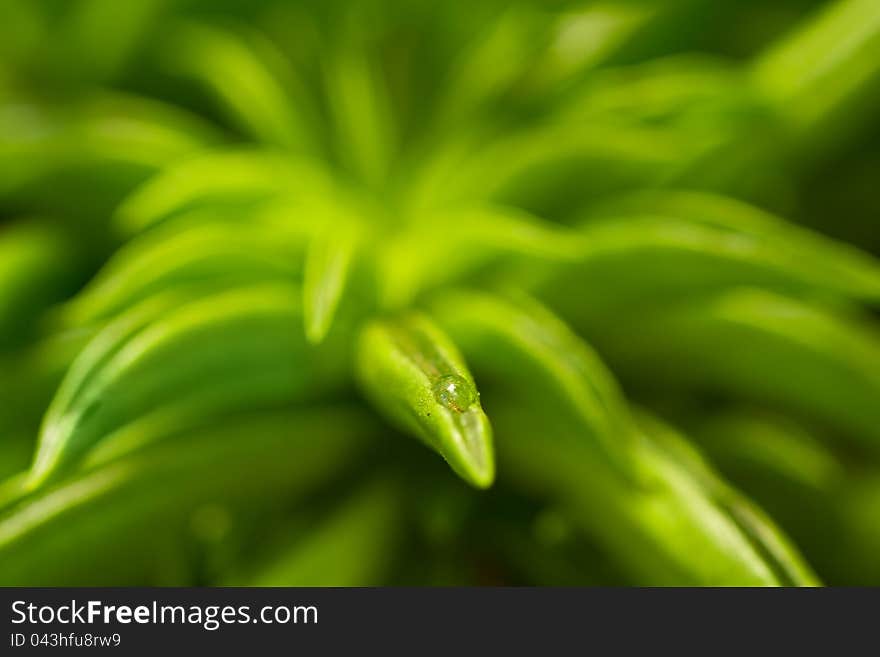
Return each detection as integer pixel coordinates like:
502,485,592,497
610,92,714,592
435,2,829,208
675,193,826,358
0,0,879,586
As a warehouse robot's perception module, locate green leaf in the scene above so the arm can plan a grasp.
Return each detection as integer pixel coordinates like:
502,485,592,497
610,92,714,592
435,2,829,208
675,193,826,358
323,30,394,186
432,5,549,127
753,0,880,142
0,406,373,585
356,313,494,488
635,411,820,586
303,214,362,344
0,331,88,446
68,93,219,168
522,192,880,333
693,412,847,494
234,479,400,586
595,289,880,453
61,220,305,325
582,190,880,303
492,397,817,585
0,93,216,200
428,289,641,483
687,412,880,584
167,21,318,152
431,289,816,585
30,283,346,487
114,150,331,234
526,2,681,90
378,204,584,308
442,122,692,210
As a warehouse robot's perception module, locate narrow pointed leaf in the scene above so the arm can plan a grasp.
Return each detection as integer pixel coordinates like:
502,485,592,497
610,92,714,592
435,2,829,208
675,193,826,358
114,150,329,234
636,411,820,587
596,289,880,452
491,392,817,585
578,190,880,303
303,219,360,344
168,21,316,151
693,412,847,494
1,407,372,585
445,124,691,208
434,6,549,127
429,289,641,482
62,221,305,325
753,0,880,140
31,284,346,487
379,204,584,308
356,314,494,488
324,36,394,186
431,289,816,585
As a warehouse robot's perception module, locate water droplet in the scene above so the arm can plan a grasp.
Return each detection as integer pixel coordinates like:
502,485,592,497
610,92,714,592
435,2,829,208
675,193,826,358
432,374,476,412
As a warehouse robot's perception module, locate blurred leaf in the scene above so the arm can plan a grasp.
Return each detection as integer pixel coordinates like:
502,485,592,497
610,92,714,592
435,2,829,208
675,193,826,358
234,479,400,586
303,215,362,344
432,289,816,585
31,284,347,486
595,289,880,453
0,406,373,585
167,20,318,151
114,150,331,234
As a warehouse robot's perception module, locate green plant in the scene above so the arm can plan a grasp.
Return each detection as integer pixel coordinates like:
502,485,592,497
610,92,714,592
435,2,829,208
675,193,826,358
0,0,879,586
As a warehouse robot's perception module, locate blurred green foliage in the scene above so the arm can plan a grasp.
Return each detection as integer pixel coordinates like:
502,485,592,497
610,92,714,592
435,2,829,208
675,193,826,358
1,0,879,585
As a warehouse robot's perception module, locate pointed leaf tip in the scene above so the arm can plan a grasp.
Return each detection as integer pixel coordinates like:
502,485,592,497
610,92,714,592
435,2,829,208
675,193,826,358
303,216,360,344
355,314,495,488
